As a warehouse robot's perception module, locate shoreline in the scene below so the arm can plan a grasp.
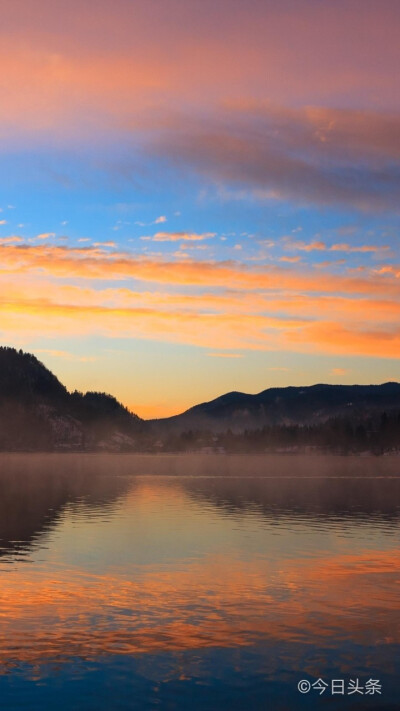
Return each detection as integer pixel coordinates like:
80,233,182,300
0,450,399,478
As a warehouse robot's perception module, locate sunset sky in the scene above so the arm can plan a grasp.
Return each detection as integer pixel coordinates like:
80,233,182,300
1,0,399,417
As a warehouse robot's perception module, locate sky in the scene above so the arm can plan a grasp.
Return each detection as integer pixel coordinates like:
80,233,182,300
1,0,400,418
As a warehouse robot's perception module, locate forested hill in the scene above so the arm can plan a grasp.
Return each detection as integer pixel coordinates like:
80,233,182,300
152,382,400,433
0,347,144,451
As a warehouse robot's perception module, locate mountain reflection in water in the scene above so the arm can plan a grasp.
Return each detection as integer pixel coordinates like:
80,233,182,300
0,453,399,710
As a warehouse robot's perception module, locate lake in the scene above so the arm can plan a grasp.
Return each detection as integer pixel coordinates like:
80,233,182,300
0,453,399,710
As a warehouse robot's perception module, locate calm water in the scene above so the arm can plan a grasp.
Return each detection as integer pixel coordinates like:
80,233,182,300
0,453,399,710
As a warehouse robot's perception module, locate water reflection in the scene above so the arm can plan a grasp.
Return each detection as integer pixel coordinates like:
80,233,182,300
0,453,399,710
182,474,400,521
0,454,132,561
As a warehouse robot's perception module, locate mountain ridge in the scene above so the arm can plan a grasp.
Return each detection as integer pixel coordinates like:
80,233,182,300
1,346,400,452
151,381,400,432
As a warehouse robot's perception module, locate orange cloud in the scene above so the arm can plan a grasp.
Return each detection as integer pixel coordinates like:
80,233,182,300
285,239,390,254
287,322,400,359
0,236,23,244
0,243,399,358
1,243,400,297
279,256,302,263
286,240,326,252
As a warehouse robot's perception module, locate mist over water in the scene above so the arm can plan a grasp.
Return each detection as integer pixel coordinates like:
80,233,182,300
0,453,399,710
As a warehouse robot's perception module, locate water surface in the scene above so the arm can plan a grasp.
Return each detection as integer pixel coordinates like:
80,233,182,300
0,453,399,710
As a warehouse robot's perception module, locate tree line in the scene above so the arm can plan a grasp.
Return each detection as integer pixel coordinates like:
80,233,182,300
157,411,400,454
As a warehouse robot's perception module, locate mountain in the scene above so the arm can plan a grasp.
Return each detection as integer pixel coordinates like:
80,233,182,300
152,382,400,433
1,346,400,453
0,347,144,451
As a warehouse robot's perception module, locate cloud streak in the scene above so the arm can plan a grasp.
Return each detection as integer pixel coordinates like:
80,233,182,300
152,104,400,212
142,232,216,243
0,242,399,359
284,239,390,254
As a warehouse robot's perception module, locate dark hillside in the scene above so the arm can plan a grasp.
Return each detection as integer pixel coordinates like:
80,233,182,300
153,383,400,433
0,347,144,451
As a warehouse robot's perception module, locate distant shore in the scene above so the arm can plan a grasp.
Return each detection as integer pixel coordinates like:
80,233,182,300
1,450,400,478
